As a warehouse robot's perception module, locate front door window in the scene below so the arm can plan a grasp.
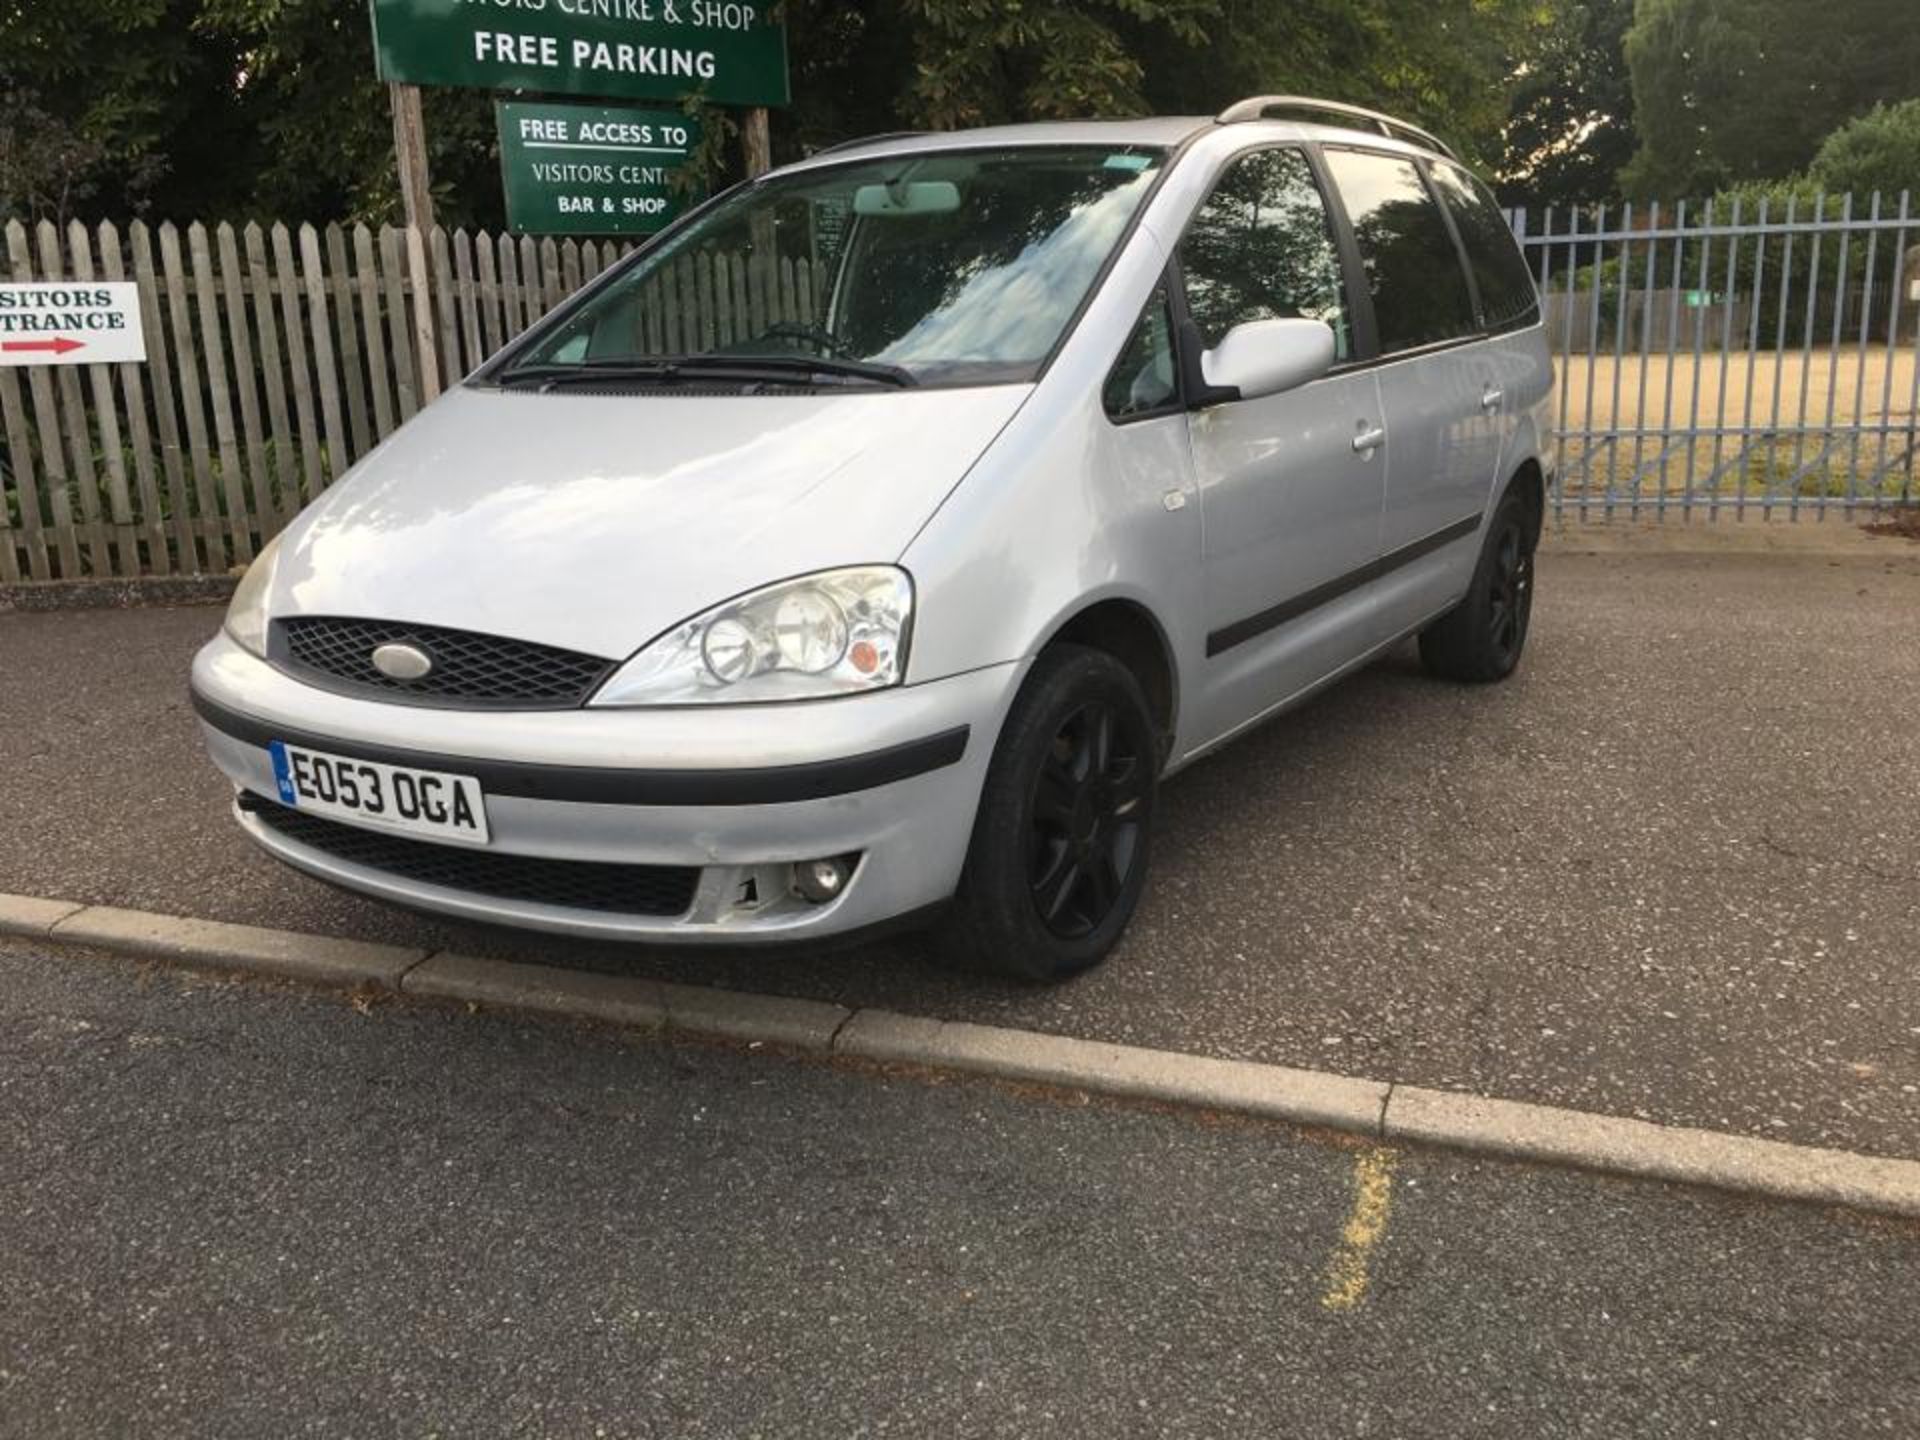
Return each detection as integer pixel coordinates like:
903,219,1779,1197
1179,148,1352,360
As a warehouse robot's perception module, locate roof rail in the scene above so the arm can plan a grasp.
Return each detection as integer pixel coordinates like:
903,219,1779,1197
1215,96,1457,161
805,131,926,160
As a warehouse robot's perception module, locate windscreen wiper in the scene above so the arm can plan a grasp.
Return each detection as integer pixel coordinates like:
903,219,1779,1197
495,359,681,389
668,353,919,388
496,353,917,390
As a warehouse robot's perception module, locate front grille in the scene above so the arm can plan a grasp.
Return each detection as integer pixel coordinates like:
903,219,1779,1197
245,797,700,918
274,617,615,709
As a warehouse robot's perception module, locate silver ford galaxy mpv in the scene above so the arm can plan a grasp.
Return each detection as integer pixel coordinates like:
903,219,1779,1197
192,96,1553,981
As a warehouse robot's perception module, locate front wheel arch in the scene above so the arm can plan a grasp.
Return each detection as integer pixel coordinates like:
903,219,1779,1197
1041,597,1179,767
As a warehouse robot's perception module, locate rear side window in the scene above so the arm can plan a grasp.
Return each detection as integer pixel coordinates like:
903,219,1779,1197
1322,148,1477,355
1178,148,1352,360
1428,162,1541,331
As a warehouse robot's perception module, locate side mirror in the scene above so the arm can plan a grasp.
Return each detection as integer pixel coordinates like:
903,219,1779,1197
1199,318,1337,403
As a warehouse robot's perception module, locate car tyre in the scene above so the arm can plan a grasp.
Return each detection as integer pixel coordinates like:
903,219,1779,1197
1418,487,1536,683
940,645,1159,983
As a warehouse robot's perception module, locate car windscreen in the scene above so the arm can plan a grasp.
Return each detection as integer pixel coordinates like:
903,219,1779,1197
496,145,1167,389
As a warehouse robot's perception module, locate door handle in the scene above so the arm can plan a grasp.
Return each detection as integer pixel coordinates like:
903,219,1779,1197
1352,424,1387,454
1480,386,1505,411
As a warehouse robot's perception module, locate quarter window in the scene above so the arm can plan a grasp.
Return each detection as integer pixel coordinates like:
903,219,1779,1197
1322,148,1478,354
1179,148,1351,361
1104,279,1180,420
1428,161,1542,331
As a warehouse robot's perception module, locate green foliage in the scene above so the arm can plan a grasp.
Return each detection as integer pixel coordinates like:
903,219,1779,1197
0,0,258,222
1497,0,1636,209
1133,0,1550,171
1681,178,1839,322
198,0,504,227
0,89,121,221
897,0,1214,128
4,0,1559,226
1696,176,1828,231
1622,0,1920,200
1559,175,1875,351
1810,101,1920,208
0,0,505,226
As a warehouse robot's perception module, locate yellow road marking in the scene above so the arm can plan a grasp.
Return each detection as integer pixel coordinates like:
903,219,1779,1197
1321,1148,1397,1312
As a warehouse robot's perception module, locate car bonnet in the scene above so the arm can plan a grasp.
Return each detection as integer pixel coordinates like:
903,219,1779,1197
267,382,1031,664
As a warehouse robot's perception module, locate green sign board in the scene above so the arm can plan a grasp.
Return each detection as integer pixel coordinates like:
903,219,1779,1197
497,101,702,234
369,0,790,107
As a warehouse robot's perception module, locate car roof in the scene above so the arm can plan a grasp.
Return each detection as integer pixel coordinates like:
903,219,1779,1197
778,114,1446,177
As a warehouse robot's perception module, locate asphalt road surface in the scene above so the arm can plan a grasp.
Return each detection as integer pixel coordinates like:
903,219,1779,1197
3,542,1918,1162
3,941,1916,1439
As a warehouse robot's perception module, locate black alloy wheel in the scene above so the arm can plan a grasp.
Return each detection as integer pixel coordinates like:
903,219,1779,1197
1484,517,1533,669
1026,699,1150,940
941,645,1160,982
1418,485,1538,684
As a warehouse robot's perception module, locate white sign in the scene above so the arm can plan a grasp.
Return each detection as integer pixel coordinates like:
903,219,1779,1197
0,282,146,366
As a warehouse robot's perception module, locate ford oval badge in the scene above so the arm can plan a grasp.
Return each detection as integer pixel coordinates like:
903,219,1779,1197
371,642,433,682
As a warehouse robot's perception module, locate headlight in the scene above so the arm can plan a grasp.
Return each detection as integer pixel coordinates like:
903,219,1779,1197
590,566,913,706
223,534,283,658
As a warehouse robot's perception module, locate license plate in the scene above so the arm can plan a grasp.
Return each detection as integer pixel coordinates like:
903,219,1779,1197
268,741,490,845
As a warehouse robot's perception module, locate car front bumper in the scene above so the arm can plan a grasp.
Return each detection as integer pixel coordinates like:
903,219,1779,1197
191,632,1024,942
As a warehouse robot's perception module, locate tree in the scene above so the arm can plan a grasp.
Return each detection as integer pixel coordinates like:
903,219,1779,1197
1810,101,1920,207
0,88,119,223
1134,0,1547,170
1622,0,1920,200
775,0,1552,176
0,0,259,223
3,0,1558,226
196,0,506,227
896,0,1215,129
1497,0,1637,210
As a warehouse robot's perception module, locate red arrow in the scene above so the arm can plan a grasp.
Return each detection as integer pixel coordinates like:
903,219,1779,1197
1,337,84,356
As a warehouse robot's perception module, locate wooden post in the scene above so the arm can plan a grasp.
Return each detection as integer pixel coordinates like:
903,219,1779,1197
387,83,440,402
389,83,436,232
405,224,441,404
743,107,772,178
742,106,775,313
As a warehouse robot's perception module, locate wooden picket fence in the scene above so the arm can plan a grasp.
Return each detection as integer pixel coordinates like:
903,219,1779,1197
0,218,823,583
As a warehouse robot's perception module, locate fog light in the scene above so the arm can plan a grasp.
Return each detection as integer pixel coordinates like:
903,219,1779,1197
795,855,856,904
